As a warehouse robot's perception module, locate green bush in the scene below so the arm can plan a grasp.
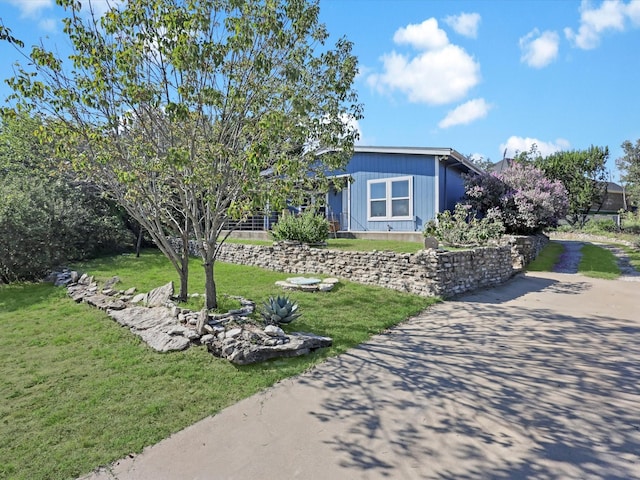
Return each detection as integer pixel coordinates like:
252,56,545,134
622,211,640,235
424,204,505,247
270,209,329,244
0,173,133,283
583,218,618,233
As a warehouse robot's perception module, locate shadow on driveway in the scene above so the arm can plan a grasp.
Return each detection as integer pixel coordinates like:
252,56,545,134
299,274,640,479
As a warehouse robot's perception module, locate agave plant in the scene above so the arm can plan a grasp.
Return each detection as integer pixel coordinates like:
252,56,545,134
261,295,302,326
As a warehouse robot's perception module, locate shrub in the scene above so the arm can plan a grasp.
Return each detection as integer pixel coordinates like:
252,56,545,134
464,162,568,234
271,209,329,244
583,218,618,233
0,173,133,283
424,203,505,247
621,211,640,235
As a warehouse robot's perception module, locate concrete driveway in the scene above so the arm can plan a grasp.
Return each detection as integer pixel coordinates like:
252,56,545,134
84,272,640,480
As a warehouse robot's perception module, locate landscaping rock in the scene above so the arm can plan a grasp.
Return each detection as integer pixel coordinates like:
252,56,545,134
208,329,332,365
103,276,120,289
130,293,147,304
146,281,174,307
264,325,285,337
84,293,127,311
107,306,190,352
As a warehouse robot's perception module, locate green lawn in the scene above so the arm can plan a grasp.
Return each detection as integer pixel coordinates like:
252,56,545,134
526,241,624,279
622,245,640,271
526,241,564,272
0,251,435,480
225,236,425,254
578,244,621,279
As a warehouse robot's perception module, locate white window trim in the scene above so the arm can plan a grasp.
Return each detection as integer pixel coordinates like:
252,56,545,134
367,176,414,221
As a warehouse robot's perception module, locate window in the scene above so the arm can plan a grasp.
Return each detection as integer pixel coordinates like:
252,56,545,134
367,176,413,221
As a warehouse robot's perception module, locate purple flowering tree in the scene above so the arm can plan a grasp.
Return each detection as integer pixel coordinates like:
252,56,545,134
464,162,568,234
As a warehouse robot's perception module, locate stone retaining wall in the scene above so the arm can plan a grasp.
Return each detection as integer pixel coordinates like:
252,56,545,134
171,234,548,298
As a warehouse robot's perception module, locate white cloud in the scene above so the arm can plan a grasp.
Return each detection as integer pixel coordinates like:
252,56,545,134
367,18,480,105
5,0,53,18
82,0,122,18
500,136,571,158
444,12,481,39
627,0,640,25
438,98,491,128
393,18,449,50
565,0,628,49
520,29,559,68
38,18,58,33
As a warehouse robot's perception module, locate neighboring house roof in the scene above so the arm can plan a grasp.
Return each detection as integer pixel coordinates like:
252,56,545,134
488,158,514,173
606,181,624,193
353,146,482,174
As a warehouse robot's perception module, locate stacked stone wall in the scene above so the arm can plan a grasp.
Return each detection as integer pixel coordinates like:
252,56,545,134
171,234,547,298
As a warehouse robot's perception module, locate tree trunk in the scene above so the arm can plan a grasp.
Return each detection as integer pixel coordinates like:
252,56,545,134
203,260,217,310
135,227,143,258
176,235,190,302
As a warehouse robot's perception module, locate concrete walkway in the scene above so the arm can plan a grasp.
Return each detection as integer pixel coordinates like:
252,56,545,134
83,272,640,480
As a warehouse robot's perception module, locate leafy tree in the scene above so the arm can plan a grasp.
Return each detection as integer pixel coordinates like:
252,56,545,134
536,146,610,227
464,162,568,234
617,139,640,208
4,0,361,308
0,113,133,283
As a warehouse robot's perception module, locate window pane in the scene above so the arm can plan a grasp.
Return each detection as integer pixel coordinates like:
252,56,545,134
392,199,409,217
370,200,386,217
370,182,386,199
391,180,409,198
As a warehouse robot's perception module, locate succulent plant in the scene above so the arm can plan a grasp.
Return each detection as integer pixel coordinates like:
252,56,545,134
261,295,301,325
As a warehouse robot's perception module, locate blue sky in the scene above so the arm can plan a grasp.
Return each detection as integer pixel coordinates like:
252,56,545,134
1,0,639,179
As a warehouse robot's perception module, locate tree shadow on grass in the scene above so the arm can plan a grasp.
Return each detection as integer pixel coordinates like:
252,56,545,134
296,277,640,479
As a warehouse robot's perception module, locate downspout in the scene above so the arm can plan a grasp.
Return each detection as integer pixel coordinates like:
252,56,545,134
434,156,440,216
347,179,352,232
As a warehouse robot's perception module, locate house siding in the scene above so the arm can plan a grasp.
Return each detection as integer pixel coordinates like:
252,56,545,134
345,152,437,232
439,163,467,212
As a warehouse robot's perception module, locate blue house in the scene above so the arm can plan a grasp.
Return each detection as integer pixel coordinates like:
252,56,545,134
325,146,481,233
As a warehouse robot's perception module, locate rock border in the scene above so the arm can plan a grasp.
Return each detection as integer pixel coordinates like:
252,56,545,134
49,269,333,363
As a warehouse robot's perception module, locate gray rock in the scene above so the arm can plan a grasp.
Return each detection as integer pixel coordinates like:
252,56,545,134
124,287,136,295
264,325,285,337
318,283,334,292
168,325,188,336
184,329,201,341
195,308,209,335
225,328,242,339
107,306,190,352
208,331,332,365
145,281,174,307
103,276,120,289
200,334,215,344
130,293,147,304
84,294,127,311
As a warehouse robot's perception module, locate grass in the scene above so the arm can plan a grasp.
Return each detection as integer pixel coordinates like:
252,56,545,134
622,245,640,272
578,244,621,279
526,241,564,272
526,241,625,279
225,236,425,254
0,250,435,480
